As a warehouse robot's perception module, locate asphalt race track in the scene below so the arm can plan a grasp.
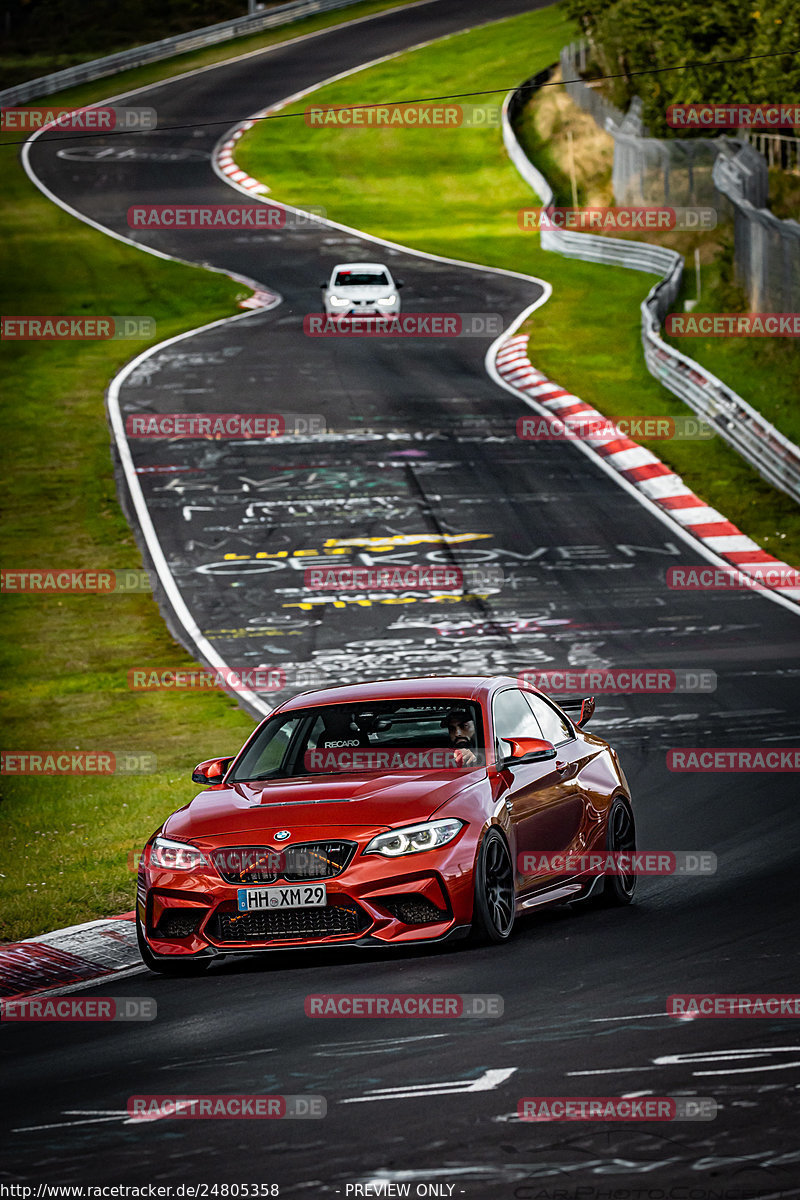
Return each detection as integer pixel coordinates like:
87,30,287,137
4,0,800,1193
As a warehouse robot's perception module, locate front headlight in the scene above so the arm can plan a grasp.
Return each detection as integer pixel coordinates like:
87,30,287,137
328,294,350,307
364,819,464,858
376,294,397,305
149,835,208,871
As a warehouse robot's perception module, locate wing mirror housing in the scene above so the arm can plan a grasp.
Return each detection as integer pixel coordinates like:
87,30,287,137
191,756,234,785
395,279,405,288
319,281,328,288
502,737,556,763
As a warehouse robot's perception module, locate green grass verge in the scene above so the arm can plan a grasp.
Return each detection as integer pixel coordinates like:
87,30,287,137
0,0,429,945
236,1,800,568
0,143,257,943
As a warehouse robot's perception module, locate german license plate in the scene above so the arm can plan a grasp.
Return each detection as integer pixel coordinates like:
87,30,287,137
237,884,327,911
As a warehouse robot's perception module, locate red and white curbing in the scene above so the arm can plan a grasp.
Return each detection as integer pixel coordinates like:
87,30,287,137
217,126,282,312
239,288,278,310
0,913,142,1001
496,334,800,602
217,122,270,195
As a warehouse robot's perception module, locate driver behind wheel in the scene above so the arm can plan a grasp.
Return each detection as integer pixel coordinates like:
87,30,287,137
443,707,479,767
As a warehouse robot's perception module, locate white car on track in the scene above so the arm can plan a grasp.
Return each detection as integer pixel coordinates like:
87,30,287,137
320,262,403,317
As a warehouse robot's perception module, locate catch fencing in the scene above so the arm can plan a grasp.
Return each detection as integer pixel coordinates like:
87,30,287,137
502,76,800,505
560,40,800,315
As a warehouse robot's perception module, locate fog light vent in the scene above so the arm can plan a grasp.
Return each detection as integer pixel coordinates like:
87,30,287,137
381,895,448,925
155,910,202,939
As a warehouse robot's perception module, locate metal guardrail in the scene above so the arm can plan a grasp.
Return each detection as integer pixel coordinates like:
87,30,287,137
502,80,800,506
0,0,371,105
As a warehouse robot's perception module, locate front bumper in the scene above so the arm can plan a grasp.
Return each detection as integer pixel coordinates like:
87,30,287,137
323,305,401,317
138,829,477,958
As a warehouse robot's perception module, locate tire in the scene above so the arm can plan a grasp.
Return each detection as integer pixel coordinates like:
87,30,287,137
471,828,516,943
136,914,212,975
599,796,637,906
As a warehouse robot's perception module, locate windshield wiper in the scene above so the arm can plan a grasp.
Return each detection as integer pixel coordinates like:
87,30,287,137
232,771,284,783
235,770,358,783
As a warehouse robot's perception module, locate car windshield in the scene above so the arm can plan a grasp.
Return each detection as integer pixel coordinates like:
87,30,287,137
229,698,485,781
334,271,389,287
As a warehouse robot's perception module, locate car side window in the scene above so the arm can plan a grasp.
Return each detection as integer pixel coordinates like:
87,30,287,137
233,715,305,779
492,688,545,759
523,692,573,746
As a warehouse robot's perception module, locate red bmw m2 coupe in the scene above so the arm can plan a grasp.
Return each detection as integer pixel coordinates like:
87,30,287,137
137,675,635,973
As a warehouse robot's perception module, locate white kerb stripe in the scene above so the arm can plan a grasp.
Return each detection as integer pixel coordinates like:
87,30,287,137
525,381,565,396
703,535,762,552
540,394,583,410
638,475,692,500
603,447,661,471
670,506,728,527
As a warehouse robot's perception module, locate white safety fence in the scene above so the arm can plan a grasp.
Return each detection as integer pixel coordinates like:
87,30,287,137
0,0,372,106
502,80,800,505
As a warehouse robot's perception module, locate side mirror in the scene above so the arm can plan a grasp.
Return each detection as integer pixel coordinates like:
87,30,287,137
319,281,328,288
502,737,556,763
192,756,233,785
395,279,405,288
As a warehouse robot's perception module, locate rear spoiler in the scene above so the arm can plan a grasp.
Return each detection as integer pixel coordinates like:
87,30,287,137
557,696,595,727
